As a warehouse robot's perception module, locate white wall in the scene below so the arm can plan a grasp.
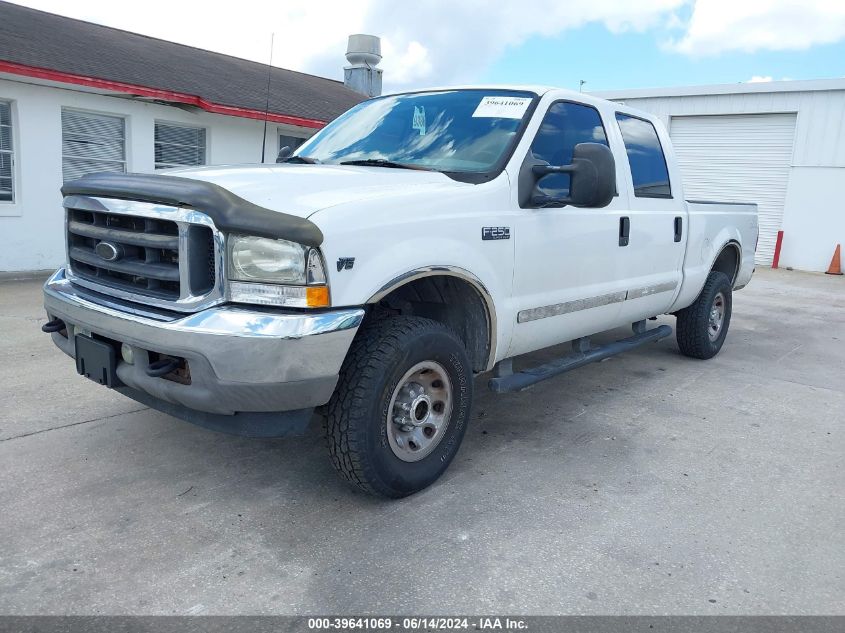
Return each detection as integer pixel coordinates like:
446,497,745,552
0,78,315,272
603,87,845,271
780,167,845,271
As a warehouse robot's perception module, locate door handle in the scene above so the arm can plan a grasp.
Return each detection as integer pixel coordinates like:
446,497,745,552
674,216,683,242
619,216,630,247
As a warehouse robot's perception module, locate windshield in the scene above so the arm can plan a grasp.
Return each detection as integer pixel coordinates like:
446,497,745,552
294,89,537,175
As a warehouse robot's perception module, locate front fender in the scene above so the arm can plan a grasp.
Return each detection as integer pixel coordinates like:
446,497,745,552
324,233,513,370
307,173,517,364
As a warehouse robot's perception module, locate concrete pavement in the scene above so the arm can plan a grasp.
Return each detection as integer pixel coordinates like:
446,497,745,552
0,268,842,615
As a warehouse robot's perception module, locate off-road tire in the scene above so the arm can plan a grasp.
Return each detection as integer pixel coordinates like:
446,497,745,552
676,271,733,359
324,316,473,498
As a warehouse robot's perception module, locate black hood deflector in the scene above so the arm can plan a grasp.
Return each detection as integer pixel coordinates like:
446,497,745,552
61,172,323,246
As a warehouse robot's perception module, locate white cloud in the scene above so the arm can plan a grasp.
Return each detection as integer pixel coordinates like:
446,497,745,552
380,40,432,86
11,0,686,90
10,0,845,91
747,75,773,83
356,0,687,89
667,0,845,56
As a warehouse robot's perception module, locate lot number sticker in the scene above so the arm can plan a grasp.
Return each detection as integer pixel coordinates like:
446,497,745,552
472,96,532,119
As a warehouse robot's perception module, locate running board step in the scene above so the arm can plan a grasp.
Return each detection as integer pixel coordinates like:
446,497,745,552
488,323,673,394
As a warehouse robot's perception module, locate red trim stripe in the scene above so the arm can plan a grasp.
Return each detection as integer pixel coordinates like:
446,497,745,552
0,60,327,129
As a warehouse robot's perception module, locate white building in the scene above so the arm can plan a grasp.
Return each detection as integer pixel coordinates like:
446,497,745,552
0,2,364,273
596,79,845,272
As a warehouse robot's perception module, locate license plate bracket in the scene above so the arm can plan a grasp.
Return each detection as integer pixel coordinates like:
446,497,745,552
75,335,120,388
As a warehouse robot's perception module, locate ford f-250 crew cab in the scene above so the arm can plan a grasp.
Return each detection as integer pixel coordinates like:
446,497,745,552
43,86,757,497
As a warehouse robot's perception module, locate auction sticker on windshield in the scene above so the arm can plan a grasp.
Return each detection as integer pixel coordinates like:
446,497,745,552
472,96,532,119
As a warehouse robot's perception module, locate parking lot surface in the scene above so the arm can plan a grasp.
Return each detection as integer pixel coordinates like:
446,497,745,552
0,268,842,615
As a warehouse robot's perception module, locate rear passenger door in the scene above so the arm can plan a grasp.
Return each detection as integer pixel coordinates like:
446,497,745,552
614,113,686,322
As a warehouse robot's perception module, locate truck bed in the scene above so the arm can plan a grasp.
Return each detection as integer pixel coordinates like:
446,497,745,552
670,200,758,311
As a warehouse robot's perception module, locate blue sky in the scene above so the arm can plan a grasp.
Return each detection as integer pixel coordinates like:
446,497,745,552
482,23,845,91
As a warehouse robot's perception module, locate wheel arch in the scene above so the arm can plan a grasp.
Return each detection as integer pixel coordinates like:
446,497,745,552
670,235,743,313
367,266,498,373
710,240,742,285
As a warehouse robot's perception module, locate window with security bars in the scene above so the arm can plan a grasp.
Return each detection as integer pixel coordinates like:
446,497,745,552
62,109,126,183
279,134,306,154
0,100,13,202
155,123,207,169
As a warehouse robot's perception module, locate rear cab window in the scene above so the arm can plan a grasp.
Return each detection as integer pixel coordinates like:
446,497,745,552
615,113,672,198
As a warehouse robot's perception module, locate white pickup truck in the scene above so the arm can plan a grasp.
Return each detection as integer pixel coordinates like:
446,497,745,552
43,86,757,497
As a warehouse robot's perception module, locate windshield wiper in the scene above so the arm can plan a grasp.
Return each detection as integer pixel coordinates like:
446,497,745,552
282,155,320,164
339,159,432,171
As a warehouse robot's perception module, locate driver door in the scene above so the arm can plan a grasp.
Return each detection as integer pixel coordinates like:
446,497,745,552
508,100,632,358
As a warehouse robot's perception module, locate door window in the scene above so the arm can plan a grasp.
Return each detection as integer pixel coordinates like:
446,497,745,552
529,102,608,199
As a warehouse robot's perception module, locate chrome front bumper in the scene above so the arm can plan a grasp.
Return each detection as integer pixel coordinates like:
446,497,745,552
43,269,364,419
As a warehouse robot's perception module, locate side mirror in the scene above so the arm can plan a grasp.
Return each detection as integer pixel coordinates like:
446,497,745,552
276,146,293,163
519,142,616,208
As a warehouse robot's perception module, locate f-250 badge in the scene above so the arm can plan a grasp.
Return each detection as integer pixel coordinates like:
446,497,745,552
482,227,510,240
337,257,355,271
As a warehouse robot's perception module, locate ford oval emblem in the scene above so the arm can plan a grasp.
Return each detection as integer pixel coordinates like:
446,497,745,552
95,241,121,262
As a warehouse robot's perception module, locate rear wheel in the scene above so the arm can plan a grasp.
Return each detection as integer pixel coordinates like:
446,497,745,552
676,271,733,359
324,316,473,498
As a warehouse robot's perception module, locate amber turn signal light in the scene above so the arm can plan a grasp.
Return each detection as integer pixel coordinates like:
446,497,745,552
306,286,330,307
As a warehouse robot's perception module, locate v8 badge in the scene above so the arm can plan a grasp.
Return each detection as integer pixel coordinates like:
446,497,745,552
337,257,355,272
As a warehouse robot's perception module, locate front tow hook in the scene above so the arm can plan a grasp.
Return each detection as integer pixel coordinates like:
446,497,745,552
145,358,179,378
42,318,66,333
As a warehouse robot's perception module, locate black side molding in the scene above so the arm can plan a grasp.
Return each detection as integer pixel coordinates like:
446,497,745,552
61,172,324,247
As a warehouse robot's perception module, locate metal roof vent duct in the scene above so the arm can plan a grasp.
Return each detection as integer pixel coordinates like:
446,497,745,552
344,34,382,97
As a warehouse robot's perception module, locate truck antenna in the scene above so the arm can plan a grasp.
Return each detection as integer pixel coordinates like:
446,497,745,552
579,79,586,93
260,33,275,163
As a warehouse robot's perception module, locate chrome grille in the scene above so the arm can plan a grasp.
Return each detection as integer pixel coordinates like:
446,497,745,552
64,198,221,311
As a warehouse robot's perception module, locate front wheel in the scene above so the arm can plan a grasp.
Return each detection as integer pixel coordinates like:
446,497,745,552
324,316,473,498
676,271,733,359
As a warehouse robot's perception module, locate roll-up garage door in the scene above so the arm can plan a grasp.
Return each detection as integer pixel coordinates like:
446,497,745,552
669,113,796,266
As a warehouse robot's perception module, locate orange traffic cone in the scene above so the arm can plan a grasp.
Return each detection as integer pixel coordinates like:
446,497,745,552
826,244,843,275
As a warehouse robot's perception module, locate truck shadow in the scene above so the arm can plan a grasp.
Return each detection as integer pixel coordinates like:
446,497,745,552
146,320,682,507
151,324,678,505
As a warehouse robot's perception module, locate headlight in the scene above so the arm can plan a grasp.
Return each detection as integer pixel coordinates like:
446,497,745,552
229,235,307,284
227,235,329,307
